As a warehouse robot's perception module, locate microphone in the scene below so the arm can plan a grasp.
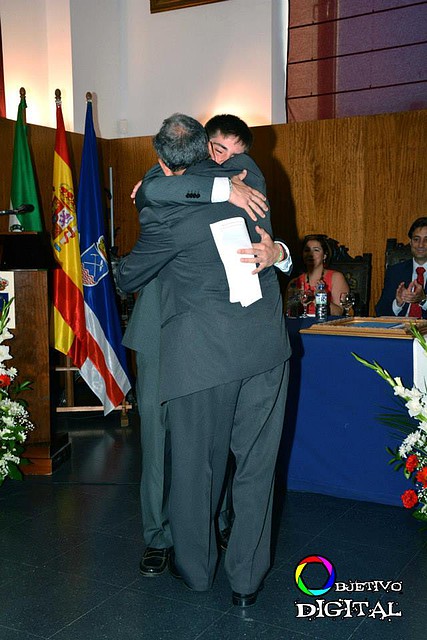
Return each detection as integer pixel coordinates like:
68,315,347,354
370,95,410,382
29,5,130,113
16,203,35,214
0,204,35,216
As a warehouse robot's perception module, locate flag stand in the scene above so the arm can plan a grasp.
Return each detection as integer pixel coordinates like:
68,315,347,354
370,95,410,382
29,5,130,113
54,355,131,424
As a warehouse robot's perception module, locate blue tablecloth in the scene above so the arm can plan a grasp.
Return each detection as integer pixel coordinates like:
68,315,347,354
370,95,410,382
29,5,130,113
281,318,412,506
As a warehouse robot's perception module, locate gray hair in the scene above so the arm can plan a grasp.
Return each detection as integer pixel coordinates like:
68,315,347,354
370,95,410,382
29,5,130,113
153,113,208,171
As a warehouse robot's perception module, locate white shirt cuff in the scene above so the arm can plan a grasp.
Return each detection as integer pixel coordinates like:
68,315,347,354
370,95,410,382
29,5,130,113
392,299,404,315
274,241,292,274
211,177,230,203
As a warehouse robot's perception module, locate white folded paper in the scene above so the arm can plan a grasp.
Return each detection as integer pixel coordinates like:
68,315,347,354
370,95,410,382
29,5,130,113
210,217,262,307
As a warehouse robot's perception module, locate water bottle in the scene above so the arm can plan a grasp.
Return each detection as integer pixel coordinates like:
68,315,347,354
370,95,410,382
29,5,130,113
315,278,328,322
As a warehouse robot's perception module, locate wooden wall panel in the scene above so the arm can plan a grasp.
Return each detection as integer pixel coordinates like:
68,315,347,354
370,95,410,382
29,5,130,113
0,117,83,234
251,111,426,312
104,136,157,254
1,109,426,314
362,112,427,309
250,125,298,255
263,117,367,257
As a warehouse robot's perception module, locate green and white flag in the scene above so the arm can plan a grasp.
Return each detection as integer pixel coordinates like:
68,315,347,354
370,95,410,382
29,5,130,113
9,95,43,232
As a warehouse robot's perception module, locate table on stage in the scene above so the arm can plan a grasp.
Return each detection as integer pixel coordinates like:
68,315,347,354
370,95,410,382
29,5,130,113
281,317,412,506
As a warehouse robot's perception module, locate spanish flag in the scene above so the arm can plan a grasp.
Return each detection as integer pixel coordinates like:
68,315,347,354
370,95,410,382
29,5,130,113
51,92,87,368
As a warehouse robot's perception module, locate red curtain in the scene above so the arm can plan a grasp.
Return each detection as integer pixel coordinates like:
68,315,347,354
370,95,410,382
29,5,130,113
287,0,427,122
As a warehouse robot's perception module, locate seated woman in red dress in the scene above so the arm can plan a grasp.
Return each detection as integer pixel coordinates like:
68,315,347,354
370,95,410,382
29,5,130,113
285,235,350,316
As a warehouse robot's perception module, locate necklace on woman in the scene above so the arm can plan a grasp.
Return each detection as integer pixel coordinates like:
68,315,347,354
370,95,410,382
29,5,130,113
306,268,325,288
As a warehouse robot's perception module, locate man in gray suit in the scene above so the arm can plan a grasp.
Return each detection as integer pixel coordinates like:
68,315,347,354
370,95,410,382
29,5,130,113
118,114,290,606
125,114,290,580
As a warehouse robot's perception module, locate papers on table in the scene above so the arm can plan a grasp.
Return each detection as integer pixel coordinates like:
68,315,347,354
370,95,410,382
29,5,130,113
210,217,262,307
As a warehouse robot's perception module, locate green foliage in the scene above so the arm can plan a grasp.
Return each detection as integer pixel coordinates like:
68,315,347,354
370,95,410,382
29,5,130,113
352,336,427,526
0,297,34,486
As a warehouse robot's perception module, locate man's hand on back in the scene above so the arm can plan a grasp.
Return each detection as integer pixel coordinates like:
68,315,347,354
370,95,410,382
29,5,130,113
238,225,283,274
131,179,143,202
229,170,268,221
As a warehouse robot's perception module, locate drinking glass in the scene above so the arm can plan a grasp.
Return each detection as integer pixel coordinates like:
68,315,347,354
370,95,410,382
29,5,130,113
300,289,314,318
340,292,355,317
286,292,301,318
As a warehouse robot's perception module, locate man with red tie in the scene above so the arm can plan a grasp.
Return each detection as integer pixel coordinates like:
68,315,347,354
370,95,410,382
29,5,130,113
376,217,427,318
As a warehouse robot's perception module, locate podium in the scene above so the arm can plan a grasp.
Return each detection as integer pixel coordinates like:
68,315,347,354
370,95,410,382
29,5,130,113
1,232,130,473
4,268,70,474
0,227,72,474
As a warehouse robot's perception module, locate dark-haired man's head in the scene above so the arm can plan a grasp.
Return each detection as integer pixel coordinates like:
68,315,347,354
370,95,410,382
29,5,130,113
153,113,208,173
408,217,427,265
205,114,253,165
408,217,427,239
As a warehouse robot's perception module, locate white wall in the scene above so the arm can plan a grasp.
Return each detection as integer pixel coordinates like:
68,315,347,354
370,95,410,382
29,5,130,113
0,0,74,129
70,0,287,138
1,0,287,138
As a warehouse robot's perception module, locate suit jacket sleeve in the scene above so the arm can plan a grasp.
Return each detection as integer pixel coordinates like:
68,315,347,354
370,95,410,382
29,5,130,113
216,154,271,236
216,154,267,193
182,154,270,233
136,164,215,209
116,207,176,293
136,154,267,210
375,262,409,316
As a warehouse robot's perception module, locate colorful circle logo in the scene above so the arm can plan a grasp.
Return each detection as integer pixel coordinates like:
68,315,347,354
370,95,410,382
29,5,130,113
295,555,336,596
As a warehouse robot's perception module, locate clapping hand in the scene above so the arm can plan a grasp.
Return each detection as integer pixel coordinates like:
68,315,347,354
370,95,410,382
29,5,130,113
397,280,425,305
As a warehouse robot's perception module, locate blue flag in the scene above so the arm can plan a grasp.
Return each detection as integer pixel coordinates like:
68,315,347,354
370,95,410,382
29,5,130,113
76,98,131,413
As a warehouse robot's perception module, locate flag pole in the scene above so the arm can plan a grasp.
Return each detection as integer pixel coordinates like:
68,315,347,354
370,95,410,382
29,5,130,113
53,87,76,406
109,166,114,248
8,87,26,231
19,86,26,122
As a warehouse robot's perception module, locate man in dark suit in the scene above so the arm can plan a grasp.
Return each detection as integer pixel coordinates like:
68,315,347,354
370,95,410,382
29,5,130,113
376,217,427,317
124,114,291,581
117,114,290,606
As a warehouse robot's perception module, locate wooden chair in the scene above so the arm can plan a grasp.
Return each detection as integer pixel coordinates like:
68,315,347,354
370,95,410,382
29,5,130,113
385,238,411,269
327,237,372,316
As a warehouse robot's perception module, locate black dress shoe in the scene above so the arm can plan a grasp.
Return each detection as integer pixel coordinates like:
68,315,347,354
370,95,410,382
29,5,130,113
232,583,263,607
139,547,169,577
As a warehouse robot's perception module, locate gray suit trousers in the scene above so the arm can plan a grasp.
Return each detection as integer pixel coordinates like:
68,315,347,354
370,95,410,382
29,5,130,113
167,360,289,593
125,278,172,549
134,289,172,550
131,277,230,549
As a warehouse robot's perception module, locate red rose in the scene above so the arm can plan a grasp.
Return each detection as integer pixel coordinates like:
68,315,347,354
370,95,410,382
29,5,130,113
416,466,427,488
0,374,11,388
405,454,419,473
401,489,418,509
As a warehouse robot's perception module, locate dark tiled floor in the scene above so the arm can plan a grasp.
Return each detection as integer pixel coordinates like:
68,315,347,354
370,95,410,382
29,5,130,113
0,411,425,640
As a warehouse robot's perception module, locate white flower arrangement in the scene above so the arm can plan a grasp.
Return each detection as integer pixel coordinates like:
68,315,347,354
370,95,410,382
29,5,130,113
0,299,34,485
353,324,427,523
